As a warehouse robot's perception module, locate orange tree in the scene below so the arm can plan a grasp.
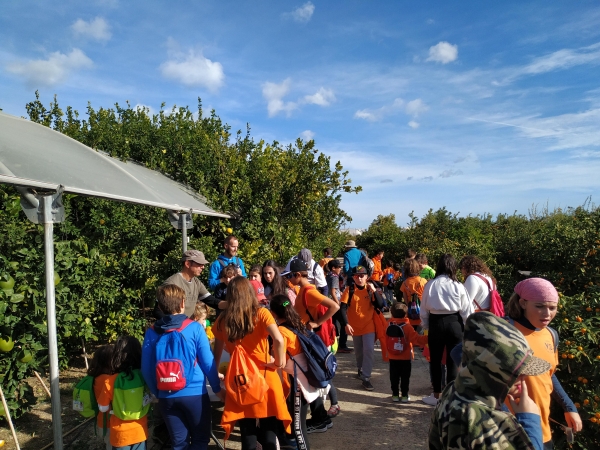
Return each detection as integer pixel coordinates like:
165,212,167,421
359,205,600,449
0,93,360,419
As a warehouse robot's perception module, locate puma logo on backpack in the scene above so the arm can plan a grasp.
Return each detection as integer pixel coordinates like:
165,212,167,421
154,319,196,392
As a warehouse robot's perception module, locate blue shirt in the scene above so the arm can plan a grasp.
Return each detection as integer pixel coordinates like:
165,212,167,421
343,247,363,274
208,254,247,290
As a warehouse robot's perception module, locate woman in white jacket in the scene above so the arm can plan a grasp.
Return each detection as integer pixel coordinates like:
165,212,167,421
459,255,496,312
420,254,473,404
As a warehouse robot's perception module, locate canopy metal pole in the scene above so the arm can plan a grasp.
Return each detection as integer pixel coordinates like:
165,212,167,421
181,213,187,253
42,195,63,450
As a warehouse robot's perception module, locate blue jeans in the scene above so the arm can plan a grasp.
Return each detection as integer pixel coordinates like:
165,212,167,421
159,393,212,450
113,443,145,450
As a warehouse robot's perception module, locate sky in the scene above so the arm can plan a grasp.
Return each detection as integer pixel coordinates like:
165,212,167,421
1,1,600,228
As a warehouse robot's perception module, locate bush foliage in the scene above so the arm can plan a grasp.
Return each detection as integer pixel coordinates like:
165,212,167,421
357,206,599,449
0,93,360,418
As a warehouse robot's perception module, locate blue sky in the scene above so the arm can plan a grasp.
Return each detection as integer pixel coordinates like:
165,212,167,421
1,1,600,228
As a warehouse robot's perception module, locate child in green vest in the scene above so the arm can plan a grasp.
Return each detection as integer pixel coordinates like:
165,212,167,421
98,336,149,450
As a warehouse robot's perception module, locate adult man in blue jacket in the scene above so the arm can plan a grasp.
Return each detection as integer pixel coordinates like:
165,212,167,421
208,235,247,290
343,240,363,283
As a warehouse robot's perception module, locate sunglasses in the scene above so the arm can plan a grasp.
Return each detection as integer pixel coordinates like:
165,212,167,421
284,273,295,280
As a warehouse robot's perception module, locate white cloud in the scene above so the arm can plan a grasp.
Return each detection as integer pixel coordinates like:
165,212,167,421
160,46,224,92
300,130,315,141
426,41,458,64
354,98,404,122
439,169,463,178
304,87,335,106
284,2,315,23
7,49,93,87
408,120,420,129
405,98,429,117
262,78,297,117
71,17,111,41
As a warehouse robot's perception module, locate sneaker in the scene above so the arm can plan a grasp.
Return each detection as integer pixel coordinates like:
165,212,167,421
355,369,363,380
306,420,328,434
401,396,411,403
362,378,374,391
421,393,438,406
327,404,341,418
337,347,353,353
392,396,400,402
324,417,333,429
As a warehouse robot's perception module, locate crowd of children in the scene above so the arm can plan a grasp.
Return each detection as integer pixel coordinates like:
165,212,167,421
75,240,582,450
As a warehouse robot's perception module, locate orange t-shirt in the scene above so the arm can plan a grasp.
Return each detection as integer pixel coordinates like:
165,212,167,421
319,257,333,269
278,324,303,399
381,267,395,284
213,308,292,439
512,322,557,443
386,318,428,360
294,285,326,324
370,256,383,281
95,373,148,448
340,286,375,336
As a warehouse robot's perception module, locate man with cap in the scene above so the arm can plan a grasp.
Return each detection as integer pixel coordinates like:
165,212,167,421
343,240,363,286
208,235,247,290
284,248,328,296
429,311,547,450
157,250,227,318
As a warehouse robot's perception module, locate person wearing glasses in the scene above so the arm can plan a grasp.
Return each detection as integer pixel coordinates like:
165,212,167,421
339,266,379,391
156,250,227,319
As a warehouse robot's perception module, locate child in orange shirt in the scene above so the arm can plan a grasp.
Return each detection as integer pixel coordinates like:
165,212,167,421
399,258,428,329
213,276,291,449
381,260,397,306
506,278,582,447
387,303,428,402
97,336,148,450
89,344,115,450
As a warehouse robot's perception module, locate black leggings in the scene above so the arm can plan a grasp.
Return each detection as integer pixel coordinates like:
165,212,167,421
238,416,280,450
428,313,463,393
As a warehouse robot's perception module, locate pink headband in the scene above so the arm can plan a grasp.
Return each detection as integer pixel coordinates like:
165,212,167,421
514,278,558,303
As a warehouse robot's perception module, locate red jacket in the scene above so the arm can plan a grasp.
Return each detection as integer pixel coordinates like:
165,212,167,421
387,317,428,360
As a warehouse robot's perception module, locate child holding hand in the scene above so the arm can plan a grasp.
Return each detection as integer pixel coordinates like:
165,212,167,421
387,303,428,402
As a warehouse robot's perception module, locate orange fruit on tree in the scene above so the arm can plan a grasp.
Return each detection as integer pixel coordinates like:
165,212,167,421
575,402,581,408
584,399,590,405
586,307,593,312
583,379,589,384
591,417,598,423
578,346,583,351
568,354,575,359
582,328,587,334
562,353,568,359
576,316,583,322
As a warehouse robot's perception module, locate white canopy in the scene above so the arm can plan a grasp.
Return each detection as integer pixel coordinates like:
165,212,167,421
0,111,230,218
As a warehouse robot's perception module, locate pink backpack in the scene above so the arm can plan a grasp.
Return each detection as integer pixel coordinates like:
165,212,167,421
471,273,505,317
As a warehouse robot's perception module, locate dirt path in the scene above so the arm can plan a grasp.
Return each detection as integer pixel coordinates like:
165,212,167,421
0,338,434,449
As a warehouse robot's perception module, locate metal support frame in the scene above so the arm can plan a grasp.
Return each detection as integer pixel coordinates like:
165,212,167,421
19,189,65,450
168,210,193,254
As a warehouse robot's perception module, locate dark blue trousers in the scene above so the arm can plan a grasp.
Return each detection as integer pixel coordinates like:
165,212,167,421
159,393,211,450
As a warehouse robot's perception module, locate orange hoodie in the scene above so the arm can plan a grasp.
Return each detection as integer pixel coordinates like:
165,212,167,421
386,317,428,360
370,255,383,282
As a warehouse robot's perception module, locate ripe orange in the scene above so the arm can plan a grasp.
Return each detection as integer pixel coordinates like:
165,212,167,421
562,353,568,359
584,399,590,405
576,316,583,322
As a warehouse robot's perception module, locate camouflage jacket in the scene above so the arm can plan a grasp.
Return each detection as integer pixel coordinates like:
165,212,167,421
429,312,538,450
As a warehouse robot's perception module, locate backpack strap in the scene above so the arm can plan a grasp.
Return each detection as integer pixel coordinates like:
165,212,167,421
547,326,559,353
471,273,496,291
218,258,226,268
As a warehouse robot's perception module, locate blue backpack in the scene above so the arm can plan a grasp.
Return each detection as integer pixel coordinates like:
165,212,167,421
283,325,337,388
154,319,196,392
407,293,421,321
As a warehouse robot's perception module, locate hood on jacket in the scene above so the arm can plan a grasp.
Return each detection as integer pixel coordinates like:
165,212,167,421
455,311,551,409
153,313,188,334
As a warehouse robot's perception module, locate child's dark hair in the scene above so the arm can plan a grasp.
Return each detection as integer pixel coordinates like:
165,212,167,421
112,336,142,380
394,263,402,271
87,344,114,377
391,302,407,319
249,264,262,276
415,253,428,264
219,264,237,280
386,260,394,268
270,294,307,335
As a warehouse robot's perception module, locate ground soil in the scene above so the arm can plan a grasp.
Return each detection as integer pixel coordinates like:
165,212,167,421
0,336,434,449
